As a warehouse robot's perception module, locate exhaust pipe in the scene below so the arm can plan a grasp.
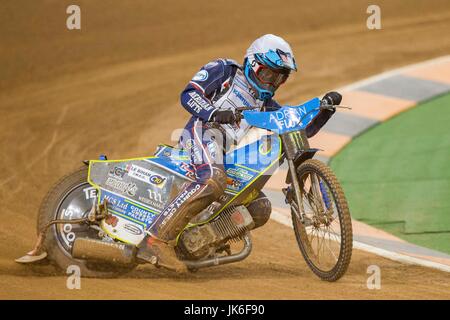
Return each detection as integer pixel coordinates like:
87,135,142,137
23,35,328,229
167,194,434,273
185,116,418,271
182,234,252,269
72,234,252,270
72,238,136,265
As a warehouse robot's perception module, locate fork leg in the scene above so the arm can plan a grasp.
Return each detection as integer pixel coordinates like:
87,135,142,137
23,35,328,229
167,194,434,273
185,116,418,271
287,159,305,223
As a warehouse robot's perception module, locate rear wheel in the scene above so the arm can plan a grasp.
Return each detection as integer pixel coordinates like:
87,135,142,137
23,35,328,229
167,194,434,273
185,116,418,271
38,167,137,277
291,159,352,281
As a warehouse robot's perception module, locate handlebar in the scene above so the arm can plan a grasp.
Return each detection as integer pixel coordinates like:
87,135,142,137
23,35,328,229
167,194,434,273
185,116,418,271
235,104,351,112
210,104,351,125
233,106,260,123
320,104,352,111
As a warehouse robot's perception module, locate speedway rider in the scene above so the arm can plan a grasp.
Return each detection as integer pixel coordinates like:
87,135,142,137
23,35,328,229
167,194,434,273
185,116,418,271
137,34,342,271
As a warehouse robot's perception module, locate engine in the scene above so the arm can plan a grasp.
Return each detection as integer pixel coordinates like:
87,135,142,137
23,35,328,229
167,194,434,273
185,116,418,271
179,205,255,259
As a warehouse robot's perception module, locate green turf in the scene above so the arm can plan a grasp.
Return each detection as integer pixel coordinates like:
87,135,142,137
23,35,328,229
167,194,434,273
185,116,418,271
330,93,450,254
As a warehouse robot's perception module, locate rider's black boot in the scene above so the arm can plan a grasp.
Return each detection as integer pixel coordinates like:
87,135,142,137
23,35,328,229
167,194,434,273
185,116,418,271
136,166,227,271
136,235,187,273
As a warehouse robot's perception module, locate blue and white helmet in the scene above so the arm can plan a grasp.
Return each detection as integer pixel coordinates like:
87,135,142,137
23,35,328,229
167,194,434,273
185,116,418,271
244,34,297,100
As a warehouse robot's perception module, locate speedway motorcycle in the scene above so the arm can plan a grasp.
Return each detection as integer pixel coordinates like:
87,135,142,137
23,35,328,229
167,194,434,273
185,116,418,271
17,97,353,282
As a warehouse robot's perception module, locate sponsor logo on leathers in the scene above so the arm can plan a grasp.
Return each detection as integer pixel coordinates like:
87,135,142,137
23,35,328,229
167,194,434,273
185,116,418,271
187,91,214,113
192,70,209,81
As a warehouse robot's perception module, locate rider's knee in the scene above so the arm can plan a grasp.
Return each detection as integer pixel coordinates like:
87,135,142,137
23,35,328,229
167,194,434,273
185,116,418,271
194,163,226,197
247,192,272,229
208,164,227,196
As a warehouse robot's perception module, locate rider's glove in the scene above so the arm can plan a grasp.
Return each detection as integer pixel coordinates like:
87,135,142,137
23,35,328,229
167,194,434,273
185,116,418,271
212,110,237,124
322,91,342,106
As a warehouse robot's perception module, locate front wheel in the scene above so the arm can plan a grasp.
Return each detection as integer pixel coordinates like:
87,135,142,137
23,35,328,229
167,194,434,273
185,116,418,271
291,159,352,281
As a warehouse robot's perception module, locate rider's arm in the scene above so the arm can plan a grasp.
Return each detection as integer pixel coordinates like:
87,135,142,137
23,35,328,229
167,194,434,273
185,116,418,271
305,92,341,137
263,99,282,111
180,59,236,121
305,109,335,138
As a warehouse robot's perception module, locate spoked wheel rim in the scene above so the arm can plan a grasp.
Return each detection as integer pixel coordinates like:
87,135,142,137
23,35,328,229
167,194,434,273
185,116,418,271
298,171,343,272
292,159,352,281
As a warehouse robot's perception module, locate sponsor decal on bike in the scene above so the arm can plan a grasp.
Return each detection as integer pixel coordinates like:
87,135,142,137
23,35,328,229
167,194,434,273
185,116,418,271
150,174,166,186
175,183,201,207
123,223,143,236
159,183,202,227
100,191,157,229
108,165,128,179
269,107,307,130
138,189,165,210
226,167,254,181
178,162,196,179
259,136,273,155
127,165,167,188
105,177,138,197
127,205,156,226
103,194,129,214
226,177,243,191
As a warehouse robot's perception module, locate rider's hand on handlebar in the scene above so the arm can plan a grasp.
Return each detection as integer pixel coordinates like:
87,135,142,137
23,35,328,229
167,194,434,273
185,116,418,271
321,91,342,108
213,110,237,124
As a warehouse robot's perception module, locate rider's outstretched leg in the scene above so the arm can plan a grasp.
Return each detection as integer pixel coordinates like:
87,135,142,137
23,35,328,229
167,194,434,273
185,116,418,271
136,120,226,271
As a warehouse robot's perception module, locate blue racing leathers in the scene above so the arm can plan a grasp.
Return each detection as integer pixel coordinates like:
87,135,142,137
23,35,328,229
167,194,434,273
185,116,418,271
148,58,334,240
179,58,333,148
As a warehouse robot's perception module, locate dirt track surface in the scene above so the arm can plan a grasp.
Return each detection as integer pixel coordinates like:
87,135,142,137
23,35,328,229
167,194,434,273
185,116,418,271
1,0,450,299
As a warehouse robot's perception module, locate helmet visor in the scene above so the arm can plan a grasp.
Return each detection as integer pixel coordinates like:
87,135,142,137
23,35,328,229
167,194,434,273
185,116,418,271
254,62,289,91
